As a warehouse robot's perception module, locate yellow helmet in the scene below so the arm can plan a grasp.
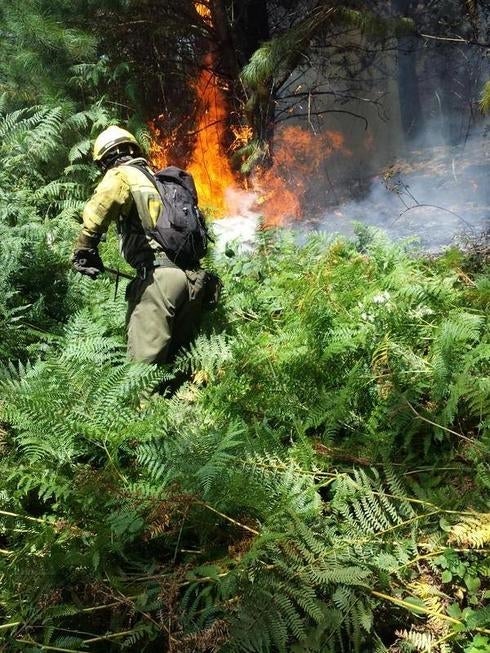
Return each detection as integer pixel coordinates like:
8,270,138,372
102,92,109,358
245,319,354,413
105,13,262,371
92,126,139,163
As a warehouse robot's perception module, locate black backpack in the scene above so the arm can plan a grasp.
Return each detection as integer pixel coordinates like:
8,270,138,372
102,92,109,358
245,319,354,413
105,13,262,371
132,164,209,267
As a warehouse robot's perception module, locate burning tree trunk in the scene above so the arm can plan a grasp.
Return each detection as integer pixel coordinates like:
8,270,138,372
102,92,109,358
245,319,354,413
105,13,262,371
206,0,273,171
238,4,416,172
229,0,273,170
239,5,340,171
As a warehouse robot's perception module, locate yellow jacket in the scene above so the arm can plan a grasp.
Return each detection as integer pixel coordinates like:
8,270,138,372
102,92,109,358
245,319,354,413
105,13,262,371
78,158,168,269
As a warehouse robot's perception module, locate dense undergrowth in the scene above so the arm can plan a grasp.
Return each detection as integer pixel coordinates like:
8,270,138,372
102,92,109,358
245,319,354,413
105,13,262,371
0,0,489,644
0,105,489,653
1,214,489,652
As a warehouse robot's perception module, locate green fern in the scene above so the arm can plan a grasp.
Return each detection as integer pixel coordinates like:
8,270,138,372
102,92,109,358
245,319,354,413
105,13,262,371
0,227,488,651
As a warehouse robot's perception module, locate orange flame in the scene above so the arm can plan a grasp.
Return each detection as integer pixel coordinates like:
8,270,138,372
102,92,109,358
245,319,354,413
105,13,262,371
147,1,351,223
254,125,347,226
150,118,348,223
148,1,240,217
148,118,174,169
149,57,240,217
149,0,350,225
195,1,211,20
187,53,238,216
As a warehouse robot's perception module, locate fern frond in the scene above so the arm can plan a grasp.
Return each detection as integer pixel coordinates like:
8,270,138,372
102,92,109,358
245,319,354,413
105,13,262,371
397,628,436,652
174,332,232,380
448,514,490,548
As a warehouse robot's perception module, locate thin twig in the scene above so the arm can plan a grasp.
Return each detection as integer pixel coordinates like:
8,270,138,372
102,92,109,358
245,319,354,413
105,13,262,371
15,641,80,653
83,628,140,644
173,506,189,564
197,500,260,535
420,32,489,47
186,118,226,136
0,621,21,631
433,631,458,650
179,569,233,588
277,108,368,130
395,204,474,230
371,590,462,624
79,598,135,613
371,590,490,635
406,401,479,447
0,509,45,524
398,547,490,570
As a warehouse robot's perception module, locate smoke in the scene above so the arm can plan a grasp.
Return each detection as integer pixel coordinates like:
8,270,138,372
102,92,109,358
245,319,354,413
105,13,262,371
313,131,489,251
211,188,258,254
210,30,490,254
214,128,488,254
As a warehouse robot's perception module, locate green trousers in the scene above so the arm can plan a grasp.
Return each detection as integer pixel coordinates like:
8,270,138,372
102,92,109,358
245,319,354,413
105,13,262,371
125,266,206,364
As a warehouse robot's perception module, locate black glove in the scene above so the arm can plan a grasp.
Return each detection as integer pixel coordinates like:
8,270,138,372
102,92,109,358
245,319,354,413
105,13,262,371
72,248,105,280
203,271,222,310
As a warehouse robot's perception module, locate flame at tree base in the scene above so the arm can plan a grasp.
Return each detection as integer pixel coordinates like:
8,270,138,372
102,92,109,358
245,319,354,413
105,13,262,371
150,118,347,226
147,0,349,225
149,52,239,218
187,54,238,217
252,125,347,226
149,62,347,225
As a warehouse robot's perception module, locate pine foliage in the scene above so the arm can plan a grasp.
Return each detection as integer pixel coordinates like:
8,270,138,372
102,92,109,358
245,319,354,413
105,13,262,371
241,5,412,92
480,80,490,114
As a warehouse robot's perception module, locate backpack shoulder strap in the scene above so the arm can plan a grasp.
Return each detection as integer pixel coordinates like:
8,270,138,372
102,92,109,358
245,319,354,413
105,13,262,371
125,161,159,191
126,162,199,205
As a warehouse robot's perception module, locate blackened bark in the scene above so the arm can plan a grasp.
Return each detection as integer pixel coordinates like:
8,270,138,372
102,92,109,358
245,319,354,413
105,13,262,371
212,0,274,169
211,0,241,81
232,0,270,66
210,0,270,80
232,0,274,167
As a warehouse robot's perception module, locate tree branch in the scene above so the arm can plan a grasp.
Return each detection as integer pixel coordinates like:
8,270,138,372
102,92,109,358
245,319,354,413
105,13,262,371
419,32,489,47
276,108,369,129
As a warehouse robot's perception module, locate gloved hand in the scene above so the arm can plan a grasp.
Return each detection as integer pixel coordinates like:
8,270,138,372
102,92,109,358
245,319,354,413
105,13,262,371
72,248,105,279
203,271,222,310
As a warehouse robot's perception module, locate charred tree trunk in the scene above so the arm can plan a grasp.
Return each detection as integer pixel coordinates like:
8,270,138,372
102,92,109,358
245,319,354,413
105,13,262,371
209,0,270,81
225,0,273,169
210,0,241,81
233,0,274,169
232,0,270,67
392,0,424,140
208,0,272,170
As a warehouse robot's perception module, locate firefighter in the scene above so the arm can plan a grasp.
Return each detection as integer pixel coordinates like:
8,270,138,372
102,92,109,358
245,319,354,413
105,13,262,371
72,126,207,364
